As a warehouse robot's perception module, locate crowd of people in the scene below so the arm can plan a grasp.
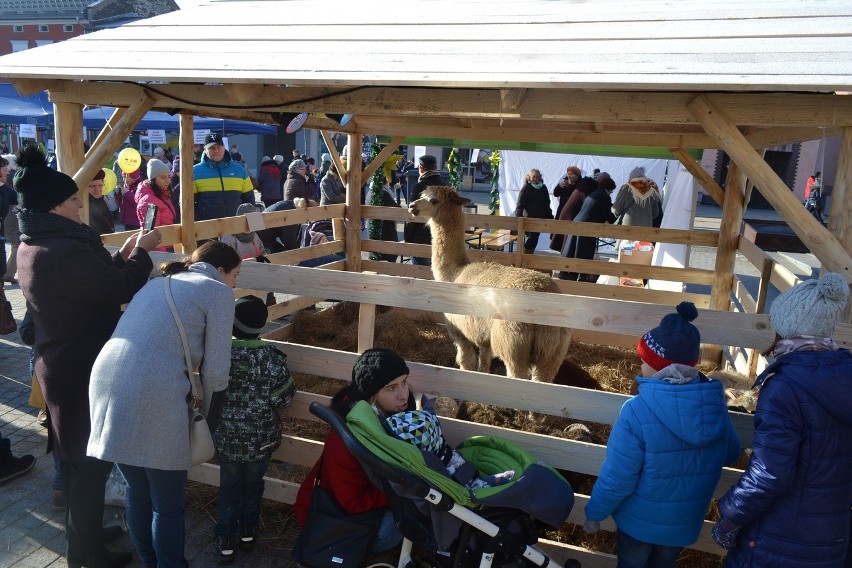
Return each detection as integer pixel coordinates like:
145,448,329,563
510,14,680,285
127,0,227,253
0,140,849,568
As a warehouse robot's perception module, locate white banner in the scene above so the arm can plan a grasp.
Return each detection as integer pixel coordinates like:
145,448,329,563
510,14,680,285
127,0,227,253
18,124,36,139
193,129,210,144
148,129,167,144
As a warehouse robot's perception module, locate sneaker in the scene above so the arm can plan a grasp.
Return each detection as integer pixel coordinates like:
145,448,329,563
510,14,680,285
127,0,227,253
52,489,67,511
238,528,256,551
0,454,36,486
37,409,48,427
214,535,237,565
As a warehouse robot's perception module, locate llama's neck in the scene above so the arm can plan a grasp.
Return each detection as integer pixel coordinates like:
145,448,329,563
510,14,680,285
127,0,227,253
430,213,470,282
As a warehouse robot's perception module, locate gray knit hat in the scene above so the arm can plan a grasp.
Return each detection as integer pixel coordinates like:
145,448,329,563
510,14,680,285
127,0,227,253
147,158,170,180
769,273,848,338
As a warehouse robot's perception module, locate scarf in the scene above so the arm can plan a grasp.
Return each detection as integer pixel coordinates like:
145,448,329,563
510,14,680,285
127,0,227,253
772,335,839,358
18,209,113,264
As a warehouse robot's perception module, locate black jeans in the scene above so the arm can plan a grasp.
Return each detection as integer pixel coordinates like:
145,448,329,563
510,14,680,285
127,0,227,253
62,458,114,565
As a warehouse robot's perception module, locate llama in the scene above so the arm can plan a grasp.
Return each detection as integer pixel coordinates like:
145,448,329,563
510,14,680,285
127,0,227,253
408,186,571,382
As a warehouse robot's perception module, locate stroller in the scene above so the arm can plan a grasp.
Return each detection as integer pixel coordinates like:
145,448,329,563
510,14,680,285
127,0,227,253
310,401,581,568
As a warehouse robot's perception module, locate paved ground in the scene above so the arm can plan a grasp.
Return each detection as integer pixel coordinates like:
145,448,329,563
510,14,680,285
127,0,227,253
0,199,817,568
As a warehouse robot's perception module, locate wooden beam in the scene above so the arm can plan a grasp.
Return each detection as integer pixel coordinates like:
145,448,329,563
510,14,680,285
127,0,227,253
223,83,266,105
361,136,405,181
53,101,85,220
745,126,843,149
827,127,852,322
669,147,724,206
500,88,528,112
711,161,747,312
319,130,346,184
85,107,127,160
72,91,155,194
689,95,852,282
345,131,362,272
178,113,196,253
357,302,376,353
42,81,852,128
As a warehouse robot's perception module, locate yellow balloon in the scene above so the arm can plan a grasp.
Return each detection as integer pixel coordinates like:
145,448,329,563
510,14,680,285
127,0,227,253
101,168,117,195
117,147,142,174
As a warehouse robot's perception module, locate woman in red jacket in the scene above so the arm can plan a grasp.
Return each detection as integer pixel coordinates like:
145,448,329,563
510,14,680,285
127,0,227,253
295,348,414,553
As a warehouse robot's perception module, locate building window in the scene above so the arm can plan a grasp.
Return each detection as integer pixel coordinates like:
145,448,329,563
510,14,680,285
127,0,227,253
39,24,49,32
64,24,73,32
35,40,53,47
13,25,24,32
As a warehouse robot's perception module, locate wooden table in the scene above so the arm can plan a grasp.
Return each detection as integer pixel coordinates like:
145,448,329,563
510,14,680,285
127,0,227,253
466,228,517,252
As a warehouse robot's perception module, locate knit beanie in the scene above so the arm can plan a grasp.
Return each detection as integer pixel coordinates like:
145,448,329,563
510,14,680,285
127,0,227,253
233,295,268,339
768,273,848,338
637,302,701,371
629,166,646,179
596,172,615,191
147,159,170,180
13,145,79,212
352,348,410,400
91,169,105,181
236,202,257,216
566,166,581,177
288,159,307,173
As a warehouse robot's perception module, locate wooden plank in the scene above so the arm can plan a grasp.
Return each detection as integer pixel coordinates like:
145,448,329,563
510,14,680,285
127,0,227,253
357,302,376,353
711,160,747,311
236,263,775,350
360,135,405,181
670,147,724,206
267,295,323,321
533,255,716,286
178,113,195,252
826,127,852,323
84,107,127,160
345,132,363,272
320,129,347,185
732,277,757,315
689,95,852,282
552,278,711,308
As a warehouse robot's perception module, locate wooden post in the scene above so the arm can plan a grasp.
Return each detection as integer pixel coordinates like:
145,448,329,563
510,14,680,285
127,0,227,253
320,130,346,185
53,101,85,220
72,92,154,194
85,107,127,159
689,95,852,281
178,113,196,254
361,136,405,181
357,302,377,353
710,161,747,312
345,132,362,272
826,127,852,322
669,147,724,207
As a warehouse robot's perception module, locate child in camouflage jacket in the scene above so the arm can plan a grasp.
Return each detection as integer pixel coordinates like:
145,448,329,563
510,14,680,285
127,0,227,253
212,295,296,563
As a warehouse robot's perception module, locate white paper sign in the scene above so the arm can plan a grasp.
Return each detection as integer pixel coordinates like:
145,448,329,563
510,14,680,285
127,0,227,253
193,129,210,144
18,124,36,139
148,129,166,144
222,136,230,151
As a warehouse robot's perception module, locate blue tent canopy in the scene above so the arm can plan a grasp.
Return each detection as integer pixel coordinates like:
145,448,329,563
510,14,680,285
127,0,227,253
1,84,276,135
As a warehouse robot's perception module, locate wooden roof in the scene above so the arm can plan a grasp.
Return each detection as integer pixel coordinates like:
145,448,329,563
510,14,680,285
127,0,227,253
1,0,851,150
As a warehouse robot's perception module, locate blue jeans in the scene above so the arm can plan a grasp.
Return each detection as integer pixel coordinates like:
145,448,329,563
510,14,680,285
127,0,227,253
372,510,402,553
616,529,682,568
118,464,188,568
216,455,271,537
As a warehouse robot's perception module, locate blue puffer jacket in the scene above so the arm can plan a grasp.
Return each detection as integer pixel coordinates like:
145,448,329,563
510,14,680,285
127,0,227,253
585,364,741,547
192,150,254,221
719,349,852,568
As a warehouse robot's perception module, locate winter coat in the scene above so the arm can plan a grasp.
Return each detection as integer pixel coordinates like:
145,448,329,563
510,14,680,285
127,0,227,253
294,429,389,526
365,185,399,262
192,150,255,221
118,176,141,227
319,171,345,205
718,349,852,568
87,195,115,235
551,177,596,252
17,211,152,461
553,179,577,220
283,172,312,201
87,263,235,471
257,199,302,252
611,178,662,228
2,183,20,245
213,339,295,463
585,365,741,547
219,233,265,260
256,160,283,202
403,170,444,245
513,182,553,220
135,180,177,229
561,187,616,262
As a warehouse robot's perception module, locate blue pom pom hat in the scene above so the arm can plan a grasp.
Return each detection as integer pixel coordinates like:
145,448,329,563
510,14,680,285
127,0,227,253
637,302,701,371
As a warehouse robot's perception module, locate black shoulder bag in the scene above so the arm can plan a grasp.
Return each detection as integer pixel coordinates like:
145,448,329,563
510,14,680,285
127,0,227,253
292,455,384,568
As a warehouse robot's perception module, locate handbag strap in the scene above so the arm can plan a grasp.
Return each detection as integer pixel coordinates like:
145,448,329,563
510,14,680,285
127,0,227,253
163,276,203,410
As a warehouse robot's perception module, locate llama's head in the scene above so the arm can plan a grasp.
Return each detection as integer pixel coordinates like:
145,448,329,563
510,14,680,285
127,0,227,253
408,186,472,222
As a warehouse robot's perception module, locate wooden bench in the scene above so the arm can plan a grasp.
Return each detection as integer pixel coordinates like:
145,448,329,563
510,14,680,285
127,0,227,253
482,230,518,252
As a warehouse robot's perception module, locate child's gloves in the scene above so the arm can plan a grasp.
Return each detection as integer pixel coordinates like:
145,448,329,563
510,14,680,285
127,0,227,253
582,518,600,534
711,516,741,549
420,394,437,413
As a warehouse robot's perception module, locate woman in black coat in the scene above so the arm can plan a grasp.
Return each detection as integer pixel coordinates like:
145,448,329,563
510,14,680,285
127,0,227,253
559,173,617,282
513,168,553,254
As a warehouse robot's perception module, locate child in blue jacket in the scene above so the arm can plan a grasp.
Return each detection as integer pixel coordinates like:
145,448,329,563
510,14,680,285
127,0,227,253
584,302,741,568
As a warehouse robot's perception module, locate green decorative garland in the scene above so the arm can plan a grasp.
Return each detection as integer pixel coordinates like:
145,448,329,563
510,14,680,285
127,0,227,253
488,150,501,215
368,143,385,248
446,148,460,190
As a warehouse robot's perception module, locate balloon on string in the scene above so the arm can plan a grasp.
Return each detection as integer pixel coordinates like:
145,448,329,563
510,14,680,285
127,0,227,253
116,147,142,174
101,168,117,195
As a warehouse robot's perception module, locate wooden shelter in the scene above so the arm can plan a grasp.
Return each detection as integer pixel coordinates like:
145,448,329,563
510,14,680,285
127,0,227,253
2,1,852,565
